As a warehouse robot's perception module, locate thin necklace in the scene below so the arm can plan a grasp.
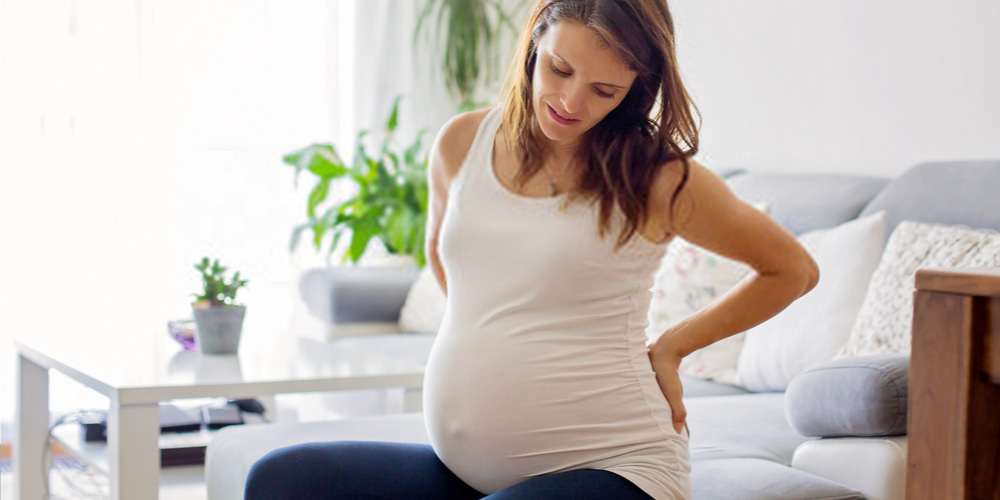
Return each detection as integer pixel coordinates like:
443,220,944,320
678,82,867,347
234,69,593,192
540,165,560,196
539,159,572,196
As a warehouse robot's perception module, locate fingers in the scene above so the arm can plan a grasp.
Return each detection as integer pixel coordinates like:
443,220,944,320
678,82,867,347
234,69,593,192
658,378,687,435
672,400,687,422
648,349,690,437
672,405,686,435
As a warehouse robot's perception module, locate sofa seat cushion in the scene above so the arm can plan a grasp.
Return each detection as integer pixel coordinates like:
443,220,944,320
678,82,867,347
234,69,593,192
681,374,753,397
206,413,429,500
692,458,865,500
209,397,871,500
687,393,813,465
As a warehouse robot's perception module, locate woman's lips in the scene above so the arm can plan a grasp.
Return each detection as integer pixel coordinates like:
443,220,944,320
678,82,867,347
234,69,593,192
547,104,579,125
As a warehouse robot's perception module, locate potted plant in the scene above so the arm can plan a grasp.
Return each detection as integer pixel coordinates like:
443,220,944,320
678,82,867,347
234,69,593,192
414,0,529,111
283,97,429,340
190,257,250,354
283,95,429,268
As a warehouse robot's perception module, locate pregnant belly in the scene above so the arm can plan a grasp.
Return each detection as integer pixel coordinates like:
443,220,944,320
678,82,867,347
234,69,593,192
423,329,680,494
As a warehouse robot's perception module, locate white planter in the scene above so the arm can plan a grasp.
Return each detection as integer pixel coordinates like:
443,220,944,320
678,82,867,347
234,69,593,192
191,304,247,354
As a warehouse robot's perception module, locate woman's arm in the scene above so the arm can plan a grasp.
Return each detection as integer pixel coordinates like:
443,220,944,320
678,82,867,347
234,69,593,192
649,159,820,358
425,127,453,297
645,158,819,435
424,109,493,297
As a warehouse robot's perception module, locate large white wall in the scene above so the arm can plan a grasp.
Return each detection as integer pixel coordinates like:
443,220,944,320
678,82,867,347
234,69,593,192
670,0,1000,177
356,0,1000,179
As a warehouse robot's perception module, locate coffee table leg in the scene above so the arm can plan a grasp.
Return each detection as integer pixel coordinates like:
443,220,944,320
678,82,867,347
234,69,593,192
107,401,160,500
15,352,48,500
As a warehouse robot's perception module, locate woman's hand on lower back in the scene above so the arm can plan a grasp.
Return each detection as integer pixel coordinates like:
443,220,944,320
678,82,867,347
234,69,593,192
647,343,688,437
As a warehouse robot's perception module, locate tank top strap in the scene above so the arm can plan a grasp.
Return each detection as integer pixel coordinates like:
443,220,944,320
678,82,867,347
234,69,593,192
451,104,503,193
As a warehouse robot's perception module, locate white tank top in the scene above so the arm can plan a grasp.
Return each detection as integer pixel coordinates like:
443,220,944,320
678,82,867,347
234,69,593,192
423,105,692,500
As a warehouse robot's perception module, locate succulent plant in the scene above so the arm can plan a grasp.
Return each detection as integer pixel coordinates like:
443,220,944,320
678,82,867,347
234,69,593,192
191,257,249,308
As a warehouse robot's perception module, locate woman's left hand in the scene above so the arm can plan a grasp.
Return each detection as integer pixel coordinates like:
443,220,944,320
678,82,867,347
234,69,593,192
647,342,689,437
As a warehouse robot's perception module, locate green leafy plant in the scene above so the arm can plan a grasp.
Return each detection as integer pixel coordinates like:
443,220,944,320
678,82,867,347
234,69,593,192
414,0,528,111
283,96,429,267
191,257,249,308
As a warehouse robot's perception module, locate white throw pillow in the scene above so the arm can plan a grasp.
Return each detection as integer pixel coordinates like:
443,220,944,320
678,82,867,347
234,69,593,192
398,266,447,334
734,211,888,392
835,220,1000,359
647,202,770,385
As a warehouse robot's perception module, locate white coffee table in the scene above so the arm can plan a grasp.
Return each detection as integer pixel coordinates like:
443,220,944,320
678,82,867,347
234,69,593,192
13,328,431,500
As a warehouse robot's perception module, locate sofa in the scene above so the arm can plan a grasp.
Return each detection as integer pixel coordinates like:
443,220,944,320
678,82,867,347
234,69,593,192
205,159,1000,500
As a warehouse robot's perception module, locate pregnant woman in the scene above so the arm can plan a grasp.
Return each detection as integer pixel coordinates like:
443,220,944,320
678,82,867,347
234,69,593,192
245,0,818,499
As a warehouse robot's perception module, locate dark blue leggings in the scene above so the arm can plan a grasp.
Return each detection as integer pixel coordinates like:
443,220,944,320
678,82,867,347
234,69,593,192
244,441,654,500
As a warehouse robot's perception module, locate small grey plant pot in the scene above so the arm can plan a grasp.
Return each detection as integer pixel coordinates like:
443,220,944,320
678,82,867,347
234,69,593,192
191,304,247,355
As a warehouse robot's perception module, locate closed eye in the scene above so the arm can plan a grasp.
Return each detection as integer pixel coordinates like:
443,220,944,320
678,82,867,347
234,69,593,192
549,64,616,99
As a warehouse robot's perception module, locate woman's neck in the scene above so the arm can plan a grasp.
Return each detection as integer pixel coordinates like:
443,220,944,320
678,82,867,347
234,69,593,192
541,136,582,169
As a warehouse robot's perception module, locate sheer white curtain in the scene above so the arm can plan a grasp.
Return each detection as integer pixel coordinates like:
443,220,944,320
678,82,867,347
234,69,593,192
350,0,454,157
350,0,524,151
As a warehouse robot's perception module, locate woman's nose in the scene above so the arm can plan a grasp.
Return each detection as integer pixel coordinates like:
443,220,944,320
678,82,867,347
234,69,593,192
560,85,585,115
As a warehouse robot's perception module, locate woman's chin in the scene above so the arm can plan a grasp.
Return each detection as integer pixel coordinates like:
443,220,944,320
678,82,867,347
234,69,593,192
537,120,572,143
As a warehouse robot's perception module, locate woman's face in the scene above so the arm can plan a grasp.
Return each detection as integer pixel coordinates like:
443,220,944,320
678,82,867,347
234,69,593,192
532,21,638,148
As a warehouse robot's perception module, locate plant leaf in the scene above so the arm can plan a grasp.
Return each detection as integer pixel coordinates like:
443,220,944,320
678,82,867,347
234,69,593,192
307,144,348,178
347,217,378,264
289,221,312,252
311,217,329,249
413,0,439,47
385,95,401,135
307,178,331,219
384,208,410,254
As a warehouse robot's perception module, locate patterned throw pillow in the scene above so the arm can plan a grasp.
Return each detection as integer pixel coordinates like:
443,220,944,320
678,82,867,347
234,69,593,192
646,202,770,385
834,220,1000,359
399,266,447,334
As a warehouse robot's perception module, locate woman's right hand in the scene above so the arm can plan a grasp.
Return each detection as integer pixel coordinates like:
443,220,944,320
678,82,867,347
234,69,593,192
647,339,688,437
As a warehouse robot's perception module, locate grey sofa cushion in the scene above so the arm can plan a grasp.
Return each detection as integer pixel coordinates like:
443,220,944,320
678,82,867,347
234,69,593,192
207,413,431,500
859,159,1000,237
299,266,420,323
692,458,865,500
727,173,889,235
688,393,812,465
686,394,870,499
681,374,753,398
785,354,909,438
211,392,864,500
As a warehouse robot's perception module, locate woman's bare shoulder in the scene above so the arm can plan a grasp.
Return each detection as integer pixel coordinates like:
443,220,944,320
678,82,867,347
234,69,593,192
648,157,716,235
433,107,495,179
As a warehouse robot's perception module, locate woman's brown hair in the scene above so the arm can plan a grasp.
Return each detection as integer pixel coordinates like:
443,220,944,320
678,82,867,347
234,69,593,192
500,0,701,249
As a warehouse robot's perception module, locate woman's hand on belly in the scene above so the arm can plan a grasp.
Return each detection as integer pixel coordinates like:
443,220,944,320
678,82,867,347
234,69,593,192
647,344,688,436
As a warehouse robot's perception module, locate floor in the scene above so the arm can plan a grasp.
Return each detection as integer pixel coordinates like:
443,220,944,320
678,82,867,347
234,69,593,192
1,453,207,500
